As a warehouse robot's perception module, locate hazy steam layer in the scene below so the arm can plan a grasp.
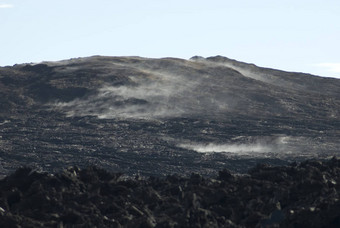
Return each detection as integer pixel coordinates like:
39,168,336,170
53,69,201,119
49,56,340,120
178,136,296,156
179,143,273,154
51,60,236,119
176,135,339,159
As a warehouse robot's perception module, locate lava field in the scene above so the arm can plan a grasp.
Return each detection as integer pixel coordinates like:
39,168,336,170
0,158,340,227
0,55,339,177
0,55,339,227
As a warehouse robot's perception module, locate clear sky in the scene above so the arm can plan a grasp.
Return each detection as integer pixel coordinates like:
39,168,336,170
1,0,340,78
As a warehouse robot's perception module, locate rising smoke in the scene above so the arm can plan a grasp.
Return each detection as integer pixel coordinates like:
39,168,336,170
178,136,295,156
51,59,236,119
179,143,273,154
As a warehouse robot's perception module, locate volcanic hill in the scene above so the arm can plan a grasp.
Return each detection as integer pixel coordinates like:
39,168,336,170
0,55,339,177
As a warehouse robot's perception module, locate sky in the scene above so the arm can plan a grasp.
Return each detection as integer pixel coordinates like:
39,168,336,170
1,0,340,78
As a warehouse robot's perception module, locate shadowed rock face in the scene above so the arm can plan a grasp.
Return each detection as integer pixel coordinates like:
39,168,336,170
0,158,340,227
0,55,339,177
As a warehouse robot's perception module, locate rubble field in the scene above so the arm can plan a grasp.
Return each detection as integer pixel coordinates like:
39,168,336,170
0,157,340,227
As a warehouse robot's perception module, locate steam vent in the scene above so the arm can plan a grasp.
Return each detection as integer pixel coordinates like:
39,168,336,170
0,55,340,227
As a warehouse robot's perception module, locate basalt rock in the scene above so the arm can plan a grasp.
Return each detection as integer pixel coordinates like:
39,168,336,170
0,158,339,227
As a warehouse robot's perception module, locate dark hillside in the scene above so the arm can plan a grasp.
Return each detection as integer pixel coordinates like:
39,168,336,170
0,55,339,177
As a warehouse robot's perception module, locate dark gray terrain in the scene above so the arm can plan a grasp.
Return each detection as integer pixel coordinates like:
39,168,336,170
1,56,340,227
0,55,339,177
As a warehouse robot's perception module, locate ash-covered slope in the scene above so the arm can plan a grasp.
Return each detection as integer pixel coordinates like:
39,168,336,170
0,56,339,177
2,55,339,119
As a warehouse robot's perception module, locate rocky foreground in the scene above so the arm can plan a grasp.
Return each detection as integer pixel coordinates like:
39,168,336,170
0,158,340,227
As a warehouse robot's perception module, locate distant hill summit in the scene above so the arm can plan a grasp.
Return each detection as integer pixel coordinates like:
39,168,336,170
1,55,339,119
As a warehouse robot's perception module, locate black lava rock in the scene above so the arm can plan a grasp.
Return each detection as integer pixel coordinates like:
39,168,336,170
0,158,340,227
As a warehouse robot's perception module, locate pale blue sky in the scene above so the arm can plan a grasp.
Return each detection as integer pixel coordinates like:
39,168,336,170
1,0,340,78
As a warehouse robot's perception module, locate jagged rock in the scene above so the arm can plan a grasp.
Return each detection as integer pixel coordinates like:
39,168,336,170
0,158,339,227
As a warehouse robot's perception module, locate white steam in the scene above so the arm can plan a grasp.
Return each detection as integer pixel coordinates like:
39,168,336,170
178,136,295,155
53,69,200,119
179,143,273,154
190,57,267,82
51,60,233,119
